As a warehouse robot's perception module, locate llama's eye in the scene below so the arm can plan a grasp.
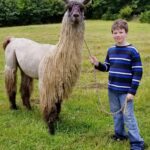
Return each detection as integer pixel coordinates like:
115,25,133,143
66,4,72,12
80,6,84,12
68,6,72,12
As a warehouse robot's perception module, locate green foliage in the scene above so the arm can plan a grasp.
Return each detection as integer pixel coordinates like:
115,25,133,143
139,11,150,23
0,0,20,26
118,6,133,20
0,0,65,26
89,0,106,19
101,11,118,20
0,0,150,26
89,0,150,21
132,0,150,14
17,0,64,25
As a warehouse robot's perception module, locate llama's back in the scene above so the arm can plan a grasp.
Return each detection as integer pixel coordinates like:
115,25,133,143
5,37,56,79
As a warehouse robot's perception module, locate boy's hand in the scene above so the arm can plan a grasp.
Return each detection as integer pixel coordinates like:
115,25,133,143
89,56,99,66
126,93,134,101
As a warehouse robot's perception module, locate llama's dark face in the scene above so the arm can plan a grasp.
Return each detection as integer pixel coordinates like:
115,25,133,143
66,2,85,25
64,0,90,25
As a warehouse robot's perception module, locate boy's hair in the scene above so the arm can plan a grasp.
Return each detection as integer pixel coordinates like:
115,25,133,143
111,19,128,33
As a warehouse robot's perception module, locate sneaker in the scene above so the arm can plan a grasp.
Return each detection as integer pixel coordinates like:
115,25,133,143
130,142,148,150
111,134,128,141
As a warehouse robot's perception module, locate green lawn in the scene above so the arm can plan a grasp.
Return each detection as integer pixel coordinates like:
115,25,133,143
0,20,150,150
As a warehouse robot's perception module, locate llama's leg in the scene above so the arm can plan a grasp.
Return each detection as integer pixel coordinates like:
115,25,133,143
43,105,58,135
46,100,62,134
48,106,58,135
20,71,33,110
55,100,62,120
5,66,17,109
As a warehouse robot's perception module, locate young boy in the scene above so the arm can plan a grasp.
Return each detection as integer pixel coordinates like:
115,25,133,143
90,19,145,150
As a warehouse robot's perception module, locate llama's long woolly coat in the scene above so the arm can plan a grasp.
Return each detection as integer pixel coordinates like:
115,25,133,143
39,12,84,112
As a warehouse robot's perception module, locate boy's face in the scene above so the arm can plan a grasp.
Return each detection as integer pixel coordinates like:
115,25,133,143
112,28,127,45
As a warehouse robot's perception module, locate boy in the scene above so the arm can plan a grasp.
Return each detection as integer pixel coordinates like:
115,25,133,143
90,19,145,150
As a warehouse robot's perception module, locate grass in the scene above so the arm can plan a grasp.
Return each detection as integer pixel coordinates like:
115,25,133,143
0,20,150,150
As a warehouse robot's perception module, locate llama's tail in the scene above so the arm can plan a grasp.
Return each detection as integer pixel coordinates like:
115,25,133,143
5,66,17,96
3,37,12,50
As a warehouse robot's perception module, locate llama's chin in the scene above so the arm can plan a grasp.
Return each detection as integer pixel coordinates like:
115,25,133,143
71,18,81,25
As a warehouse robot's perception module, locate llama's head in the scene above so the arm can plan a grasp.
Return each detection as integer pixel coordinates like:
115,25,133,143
64,0,91,25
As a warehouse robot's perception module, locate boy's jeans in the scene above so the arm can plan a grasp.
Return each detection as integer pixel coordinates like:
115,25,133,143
108,90,144,150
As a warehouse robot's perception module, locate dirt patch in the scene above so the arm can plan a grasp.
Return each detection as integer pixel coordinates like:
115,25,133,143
77,82,107,89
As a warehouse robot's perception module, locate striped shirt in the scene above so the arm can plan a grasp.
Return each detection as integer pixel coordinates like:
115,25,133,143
95,44,143,95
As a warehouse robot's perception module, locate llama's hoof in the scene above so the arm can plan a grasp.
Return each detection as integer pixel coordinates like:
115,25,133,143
56,116,60,121
26,106,32,110
10,105,18,110
48,122,55,135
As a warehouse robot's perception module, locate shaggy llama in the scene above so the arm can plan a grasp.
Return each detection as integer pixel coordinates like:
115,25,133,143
3,0,90,134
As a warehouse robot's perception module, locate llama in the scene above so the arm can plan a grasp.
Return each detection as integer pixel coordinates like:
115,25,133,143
3,0,90,134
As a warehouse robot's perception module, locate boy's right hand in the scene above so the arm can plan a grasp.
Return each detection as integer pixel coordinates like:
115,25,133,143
89,56,99,66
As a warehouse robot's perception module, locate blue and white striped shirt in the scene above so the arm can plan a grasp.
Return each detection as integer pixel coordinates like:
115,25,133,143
95,44,143,95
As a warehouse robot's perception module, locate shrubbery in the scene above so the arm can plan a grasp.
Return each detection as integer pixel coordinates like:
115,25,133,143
0,0,149,26
0,0,65,26
118,6,133,20
89,0,149,23
139,11,150,23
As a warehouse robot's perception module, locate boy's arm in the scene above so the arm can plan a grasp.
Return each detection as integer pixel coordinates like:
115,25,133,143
128,51,143,95
95,62,109,71
94,52,110,72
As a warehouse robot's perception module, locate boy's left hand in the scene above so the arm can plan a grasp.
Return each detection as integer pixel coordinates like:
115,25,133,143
126,93,134,101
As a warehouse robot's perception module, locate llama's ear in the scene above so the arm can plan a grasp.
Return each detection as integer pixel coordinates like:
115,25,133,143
63,0,69,4
82,0,91,5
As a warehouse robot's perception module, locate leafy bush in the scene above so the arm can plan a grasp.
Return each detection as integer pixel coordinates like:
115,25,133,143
88,0,106,19
118,6,133,20
139,11,150,23
101,11,118,20
0,0,65,26
0,0,150,26
0,0,20,26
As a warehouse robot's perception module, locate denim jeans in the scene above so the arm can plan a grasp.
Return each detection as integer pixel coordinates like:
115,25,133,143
108,90,144,150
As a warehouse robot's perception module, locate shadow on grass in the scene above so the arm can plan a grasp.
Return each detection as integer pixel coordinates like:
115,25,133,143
56,117,92,135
